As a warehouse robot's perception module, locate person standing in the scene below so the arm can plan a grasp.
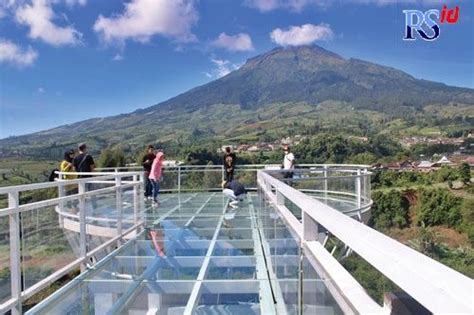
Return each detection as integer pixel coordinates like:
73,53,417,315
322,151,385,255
282,145,295,181
73,143,95,176
142,145,156,200
149,151,165,206
60,149,78,210
73,143,97,208
60,149,76,180
223,146,236,182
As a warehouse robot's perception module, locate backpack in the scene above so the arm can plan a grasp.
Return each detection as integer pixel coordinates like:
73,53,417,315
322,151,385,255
48,169,59,181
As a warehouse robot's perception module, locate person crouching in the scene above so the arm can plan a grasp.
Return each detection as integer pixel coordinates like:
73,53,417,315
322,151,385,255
222,180,246,208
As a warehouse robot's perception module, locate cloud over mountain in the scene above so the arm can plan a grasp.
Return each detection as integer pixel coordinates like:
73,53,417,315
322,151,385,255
270,23,333,46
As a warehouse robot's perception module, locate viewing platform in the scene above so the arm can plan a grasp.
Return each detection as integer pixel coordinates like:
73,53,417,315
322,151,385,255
0,165,471,314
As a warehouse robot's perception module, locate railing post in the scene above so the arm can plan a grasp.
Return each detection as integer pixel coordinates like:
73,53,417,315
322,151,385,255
9,191,22,315
356,169,362,209
221,165,225,182
78,181,87,272
178,166,181,193
323,165,328,204
58,182,65,215
115,176,123,244
133,175,139,224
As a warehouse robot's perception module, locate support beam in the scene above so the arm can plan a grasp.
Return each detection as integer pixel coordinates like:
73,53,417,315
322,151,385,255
8,191,21,315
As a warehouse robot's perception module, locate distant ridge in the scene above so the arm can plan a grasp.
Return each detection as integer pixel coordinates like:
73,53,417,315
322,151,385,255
1,45,473,157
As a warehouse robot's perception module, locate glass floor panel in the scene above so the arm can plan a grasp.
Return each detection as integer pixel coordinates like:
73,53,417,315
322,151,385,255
26,192,345,315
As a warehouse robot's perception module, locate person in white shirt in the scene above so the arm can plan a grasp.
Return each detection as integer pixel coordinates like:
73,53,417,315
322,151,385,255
282,145,295,181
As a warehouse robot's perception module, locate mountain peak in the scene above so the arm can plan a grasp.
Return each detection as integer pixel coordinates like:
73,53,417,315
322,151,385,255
242,44,344,69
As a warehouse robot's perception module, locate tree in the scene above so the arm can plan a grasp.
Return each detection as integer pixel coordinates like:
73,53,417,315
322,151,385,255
416,188,463,228
370,190,410,229
98,148,126,168
458,162,471,184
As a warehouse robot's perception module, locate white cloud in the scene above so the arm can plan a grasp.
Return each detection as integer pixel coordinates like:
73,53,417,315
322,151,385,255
270,23,333,46
244,0,280,12
205,58,242,79
64,0,87,7
0,38,38,67
15,0,82,46
93,0,198,45
112,53,123,61
211,32,254,52
244,0,329,12
37,87,45,93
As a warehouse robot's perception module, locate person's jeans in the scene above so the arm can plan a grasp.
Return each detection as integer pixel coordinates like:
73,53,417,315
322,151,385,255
144,176,153,197
224,169,234,182
151,179,160,202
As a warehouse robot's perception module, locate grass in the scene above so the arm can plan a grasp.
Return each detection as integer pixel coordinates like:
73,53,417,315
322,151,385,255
0,158,56,187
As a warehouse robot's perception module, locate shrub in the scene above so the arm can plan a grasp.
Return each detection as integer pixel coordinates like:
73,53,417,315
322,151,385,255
416,188,463,228
370,190,410,229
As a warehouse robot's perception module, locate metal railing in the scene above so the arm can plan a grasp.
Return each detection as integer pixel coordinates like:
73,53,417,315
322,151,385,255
0,164,373,314
0,171,144,315
257,170,473,314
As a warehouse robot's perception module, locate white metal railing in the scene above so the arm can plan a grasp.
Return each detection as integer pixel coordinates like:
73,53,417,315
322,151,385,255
257,170,473,314
0,171,144,315
0,164,373,314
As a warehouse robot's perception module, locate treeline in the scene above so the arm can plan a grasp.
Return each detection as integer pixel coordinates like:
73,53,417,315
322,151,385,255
371,163,471,189
70,133,472,169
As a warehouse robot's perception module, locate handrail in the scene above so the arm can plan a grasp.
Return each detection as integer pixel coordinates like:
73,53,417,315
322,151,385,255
96,163,371,170
0,171,144,315
0,171,141,194
258,170,473,314
0,164,373,314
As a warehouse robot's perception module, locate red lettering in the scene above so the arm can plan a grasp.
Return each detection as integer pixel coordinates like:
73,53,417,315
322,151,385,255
440,5,460,24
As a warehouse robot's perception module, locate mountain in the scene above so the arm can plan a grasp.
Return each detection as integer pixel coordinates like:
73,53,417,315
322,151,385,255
152,45,473,113
1,45,473,158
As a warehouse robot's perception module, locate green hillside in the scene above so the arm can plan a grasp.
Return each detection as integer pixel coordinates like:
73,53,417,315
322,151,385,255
0,45,473,158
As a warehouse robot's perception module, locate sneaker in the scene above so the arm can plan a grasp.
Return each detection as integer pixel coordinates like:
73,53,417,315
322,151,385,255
229,200,239,206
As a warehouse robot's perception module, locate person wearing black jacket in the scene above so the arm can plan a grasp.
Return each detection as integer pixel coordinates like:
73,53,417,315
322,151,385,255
223,146,236,182
142,145,156,200
72,143,97,209
222,180,246,208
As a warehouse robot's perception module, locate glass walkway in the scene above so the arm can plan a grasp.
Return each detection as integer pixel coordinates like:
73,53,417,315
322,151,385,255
26,192,341,314
1,165,471,314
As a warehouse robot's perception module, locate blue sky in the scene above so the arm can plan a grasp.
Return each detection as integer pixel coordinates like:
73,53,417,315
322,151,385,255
0,0,472,138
